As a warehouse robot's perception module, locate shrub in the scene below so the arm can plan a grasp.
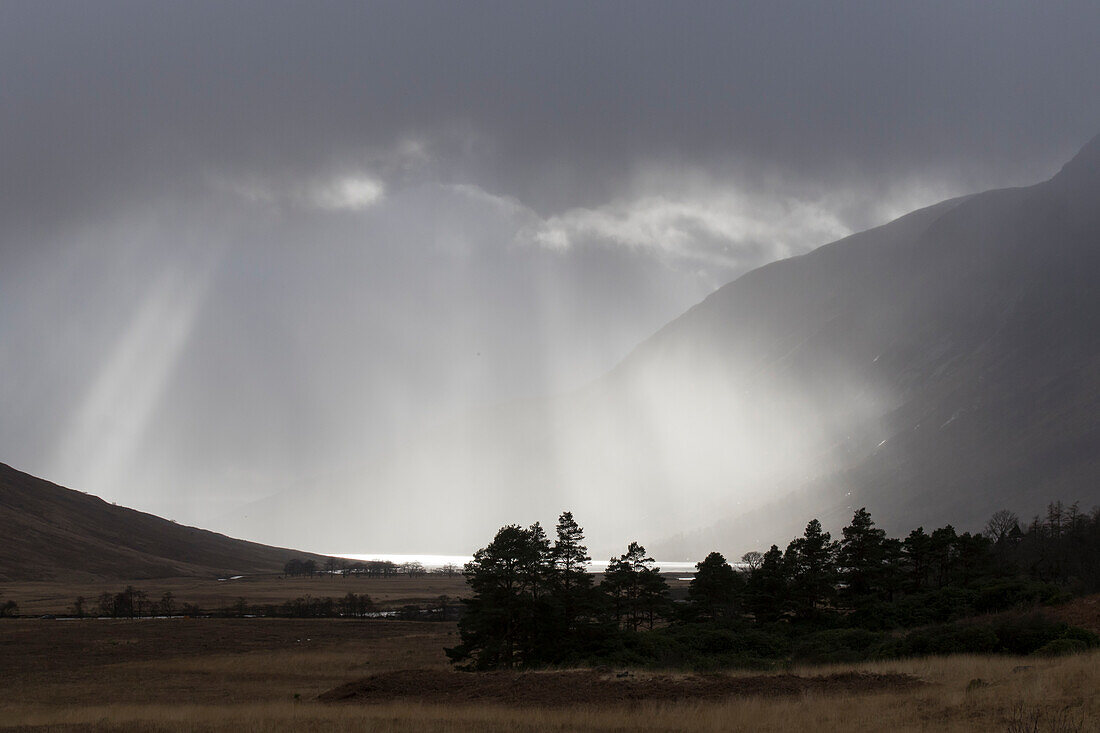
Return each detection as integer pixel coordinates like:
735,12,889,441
991,614,1084,656
893,623,1001,657
791,628,888,665
974,580,1064,614
1034,638,1088,657
877,614,1100,660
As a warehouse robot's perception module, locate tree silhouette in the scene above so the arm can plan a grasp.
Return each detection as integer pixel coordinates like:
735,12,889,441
446,523,551,669
786,519,837,618
444,501,1100,671
746,544,788,621
838,508,888,604
551,511,594,633
602,542,669,630
985,509,1020,543
740,550,764,571
901,527,932,592
688,551,742,621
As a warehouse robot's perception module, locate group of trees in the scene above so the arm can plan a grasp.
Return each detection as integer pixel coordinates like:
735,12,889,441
76,587,199,618
446,512,671,669
449,503,1100,670
735,501,1100,624
284,557,457,578
989,502,1100,589
63,587,385,619
265,592,376,618
224,592,458,620
691,501,1100,628
730,509,1004,624
283,559,319,577
69,588,380,619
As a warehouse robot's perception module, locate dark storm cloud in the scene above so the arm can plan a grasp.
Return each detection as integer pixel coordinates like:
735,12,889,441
3,1,1099,229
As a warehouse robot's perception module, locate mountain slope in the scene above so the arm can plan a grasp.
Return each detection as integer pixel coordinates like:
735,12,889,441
650,135,1100,552
0,462,328,581
224,135,1100,558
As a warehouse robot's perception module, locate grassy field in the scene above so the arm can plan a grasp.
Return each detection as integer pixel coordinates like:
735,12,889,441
2,613,1098,732
1,573,472,616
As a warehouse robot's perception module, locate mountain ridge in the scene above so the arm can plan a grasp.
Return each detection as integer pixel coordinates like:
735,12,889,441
651,135,1100,554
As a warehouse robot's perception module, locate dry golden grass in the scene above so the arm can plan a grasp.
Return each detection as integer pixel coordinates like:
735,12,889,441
2,616,1098,731
0,618,454,709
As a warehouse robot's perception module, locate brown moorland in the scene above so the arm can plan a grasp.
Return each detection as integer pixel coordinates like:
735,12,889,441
1,616,1099,731
319,668,924,706
2,573,470,616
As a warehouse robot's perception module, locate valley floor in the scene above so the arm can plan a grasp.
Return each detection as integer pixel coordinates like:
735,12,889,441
2,615,1099,732
1,573,472,616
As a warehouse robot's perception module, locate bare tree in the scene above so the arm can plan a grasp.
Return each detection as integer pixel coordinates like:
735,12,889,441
98,591,115,617
740,551,764,572
984,509,1020,542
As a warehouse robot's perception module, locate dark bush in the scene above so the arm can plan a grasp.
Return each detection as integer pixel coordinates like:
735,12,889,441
1034,638,1088,657
792,628,889,665
877,614,1100,660
991,614,1078,656
889,623,1000,657
974,581,1064,614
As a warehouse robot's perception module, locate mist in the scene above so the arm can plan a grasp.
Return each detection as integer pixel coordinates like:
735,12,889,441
3,2,1100,555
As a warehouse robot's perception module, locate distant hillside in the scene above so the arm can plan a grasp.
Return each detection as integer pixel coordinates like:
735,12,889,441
0,462,329,581
649,134,1100,554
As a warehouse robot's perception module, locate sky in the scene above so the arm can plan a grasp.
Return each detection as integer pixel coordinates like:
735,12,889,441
2,2,1099,546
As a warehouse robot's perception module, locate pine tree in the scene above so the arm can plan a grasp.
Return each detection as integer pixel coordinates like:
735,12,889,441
902,527,931,592
445,523,552,669
928,525,958,588
551,511,594,632
688,551,743,621
786,519,837,618
601,542,669,631
746,544,789,622
837,508,887,604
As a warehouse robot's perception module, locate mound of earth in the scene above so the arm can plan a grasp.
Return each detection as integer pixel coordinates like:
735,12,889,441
318,668,923,706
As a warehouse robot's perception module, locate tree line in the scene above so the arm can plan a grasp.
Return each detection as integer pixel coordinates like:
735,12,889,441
64,587,381,619
284,558,460,578
446,504,1100,670
58,587,463,620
